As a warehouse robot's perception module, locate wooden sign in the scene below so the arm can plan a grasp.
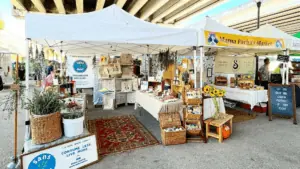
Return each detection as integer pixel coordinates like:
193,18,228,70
277,54,290,62
268,84,297,124
10,84,20,91
21,135,99,169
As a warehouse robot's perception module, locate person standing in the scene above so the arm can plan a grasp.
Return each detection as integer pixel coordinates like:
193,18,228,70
47,61,54,76
258,58,270,89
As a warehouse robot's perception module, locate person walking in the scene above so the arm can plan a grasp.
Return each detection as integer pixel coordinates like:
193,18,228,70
47,61,54,76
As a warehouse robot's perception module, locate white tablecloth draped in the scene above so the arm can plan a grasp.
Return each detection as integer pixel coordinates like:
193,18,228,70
203,98,226,120
135,91,183,120
215,86,268,109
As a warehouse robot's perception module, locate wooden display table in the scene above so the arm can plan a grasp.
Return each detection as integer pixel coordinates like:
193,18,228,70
204,114,233,143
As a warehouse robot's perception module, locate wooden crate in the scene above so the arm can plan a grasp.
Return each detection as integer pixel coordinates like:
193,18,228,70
185,120,201,136
185,98,202,105
185,106,201,120
159,112,186,145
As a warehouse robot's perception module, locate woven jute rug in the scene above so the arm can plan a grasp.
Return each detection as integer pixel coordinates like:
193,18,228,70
87,115,159,156
226,108,256,123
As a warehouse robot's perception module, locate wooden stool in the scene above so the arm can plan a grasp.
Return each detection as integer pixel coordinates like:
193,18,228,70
204,114,233,143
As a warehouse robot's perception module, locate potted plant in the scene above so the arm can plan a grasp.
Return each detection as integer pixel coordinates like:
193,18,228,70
61,98,85,137
26,90,63,144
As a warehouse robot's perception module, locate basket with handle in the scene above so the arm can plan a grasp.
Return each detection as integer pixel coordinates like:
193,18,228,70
159,112,186,145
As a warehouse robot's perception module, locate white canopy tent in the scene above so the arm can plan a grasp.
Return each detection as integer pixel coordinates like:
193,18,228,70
186,17,287,88
25,4,198,55
24,4,199,140
189,17,249,46
251,24,300,52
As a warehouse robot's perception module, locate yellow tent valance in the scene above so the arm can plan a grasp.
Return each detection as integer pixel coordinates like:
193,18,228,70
0,20,4,30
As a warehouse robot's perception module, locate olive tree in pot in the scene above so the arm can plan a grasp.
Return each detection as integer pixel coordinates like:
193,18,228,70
26,90,64,144
61,98,84,137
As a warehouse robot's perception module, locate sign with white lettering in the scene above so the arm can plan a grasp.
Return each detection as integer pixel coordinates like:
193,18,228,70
268,84,297,124
21,135,98,169
67,56,94,88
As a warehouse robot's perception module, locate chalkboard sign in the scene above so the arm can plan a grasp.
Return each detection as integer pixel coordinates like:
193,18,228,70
268,84,297,124
277,54,290,62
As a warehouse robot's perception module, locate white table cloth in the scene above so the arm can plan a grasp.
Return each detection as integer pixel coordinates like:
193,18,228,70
134,91,183,120
215,86,268,109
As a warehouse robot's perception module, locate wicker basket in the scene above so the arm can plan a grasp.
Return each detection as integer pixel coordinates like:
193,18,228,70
185,98,202,105
185,111,201,120
159,112,182,128
185,120,201,136
161,127,186,145
30,112,62,144
159,112,186,145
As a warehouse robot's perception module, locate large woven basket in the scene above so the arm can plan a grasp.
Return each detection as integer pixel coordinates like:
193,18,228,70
31,112,62,144
161,127,186,145
159,112,182,128
159,112,186,145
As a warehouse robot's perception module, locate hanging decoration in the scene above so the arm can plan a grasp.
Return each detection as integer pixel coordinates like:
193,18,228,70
158,48,177,70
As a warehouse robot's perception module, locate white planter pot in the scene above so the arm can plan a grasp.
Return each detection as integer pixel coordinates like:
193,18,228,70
63,116,84,137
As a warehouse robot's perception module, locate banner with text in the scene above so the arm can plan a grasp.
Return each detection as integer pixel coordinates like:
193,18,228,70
204,31,285,49
214,56,255,74
22,135,98,169
67,56,94,88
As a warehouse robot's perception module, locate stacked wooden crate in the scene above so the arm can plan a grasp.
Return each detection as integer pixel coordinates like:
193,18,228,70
184,92,207,143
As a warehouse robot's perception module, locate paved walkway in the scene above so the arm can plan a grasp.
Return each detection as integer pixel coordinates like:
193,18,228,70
0,88,299,169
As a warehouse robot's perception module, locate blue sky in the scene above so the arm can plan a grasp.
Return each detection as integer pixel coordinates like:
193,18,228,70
182,0,251,25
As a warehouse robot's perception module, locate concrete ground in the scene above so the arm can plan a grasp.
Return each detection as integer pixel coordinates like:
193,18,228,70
0,87,300,169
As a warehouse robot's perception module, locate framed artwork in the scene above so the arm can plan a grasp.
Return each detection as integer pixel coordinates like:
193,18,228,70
207,68,212,77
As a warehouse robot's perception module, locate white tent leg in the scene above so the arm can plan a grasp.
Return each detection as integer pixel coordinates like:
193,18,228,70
286,49,289,85
199,46,204,89
193,46,197,88
25,39,31,141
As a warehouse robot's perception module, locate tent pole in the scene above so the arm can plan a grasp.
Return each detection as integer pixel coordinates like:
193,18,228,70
199,46,204,89
286,49,289,85
193,46,197,88
25,39,31,141
60,41,63,77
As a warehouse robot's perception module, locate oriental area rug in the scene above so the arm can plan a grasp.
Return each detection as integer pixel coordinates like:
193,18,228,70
87,115,159,156
226,108,256,123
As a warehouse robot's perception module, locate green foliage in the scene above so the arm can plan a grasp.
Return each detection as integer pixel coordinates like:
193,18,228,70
61,99,84,119
62,110,84,119
26,90,64,115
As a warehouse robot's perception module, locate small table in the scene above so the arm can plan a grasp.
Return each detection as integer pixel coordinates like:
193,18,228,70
204,114,234,143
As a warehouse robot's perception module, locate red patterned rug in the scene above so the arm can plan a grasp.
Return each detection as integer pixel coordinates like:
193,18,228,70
87,115,159,156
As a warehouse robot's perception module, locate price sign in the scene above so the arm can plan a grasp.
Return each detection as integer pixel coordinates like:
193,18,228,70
268,84,297,124
277,54,290,62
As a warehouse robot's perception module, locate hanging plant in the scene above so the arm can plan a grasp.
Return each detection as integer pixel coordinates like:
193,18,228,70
158,48,177,70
